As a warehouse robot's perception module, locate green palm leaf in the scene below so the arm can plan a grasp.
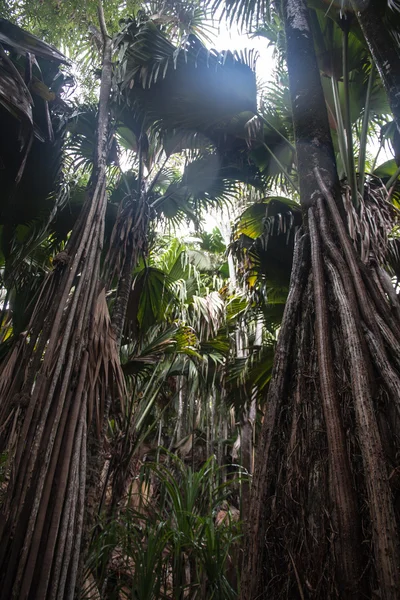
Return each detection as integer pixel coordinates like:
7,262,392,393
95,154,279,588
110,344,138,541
116,18,257,136
0,18,68,63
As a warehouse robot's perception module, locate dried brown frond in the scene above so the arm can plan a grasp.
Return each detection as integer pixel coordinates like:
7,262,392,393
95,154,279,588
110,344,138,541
87,288,127,437
343,181,399,265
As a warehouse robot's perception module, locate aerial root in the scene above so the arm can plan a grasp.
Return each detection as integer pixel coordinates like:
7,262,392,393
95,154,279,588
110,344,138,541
242,177,400,599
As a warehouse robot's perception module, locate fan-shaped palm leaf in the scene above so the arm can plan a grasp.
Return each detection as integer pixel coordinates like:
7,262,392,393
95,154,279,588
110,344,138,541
116,17,257,136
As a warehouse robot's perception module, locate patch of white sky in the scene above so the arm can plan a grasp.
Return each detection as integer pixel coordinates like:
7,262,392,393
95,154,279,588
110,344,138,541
210,18,275,83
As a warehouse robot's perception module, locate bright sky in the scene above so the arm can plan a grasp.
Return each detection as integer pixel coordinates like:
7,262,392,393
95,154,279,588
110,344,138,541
211,20,275,84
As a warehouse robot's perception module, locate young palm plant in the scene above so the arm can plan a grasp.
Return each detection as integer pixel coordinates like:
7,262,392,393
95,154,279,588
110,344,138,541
90,452,241,599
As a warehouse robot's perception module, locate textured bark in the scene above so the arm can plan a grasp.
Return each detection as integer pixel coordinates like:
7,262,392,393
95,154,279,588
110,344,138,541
282,0,341,214
240,412,253,514
241,317,262,502
308,209,362,594
81,192,149,547
241,195,400,599
112,248,136,348
327,260,400,598
240,0,400,598
0,3,118,598
240,231,310,599
110,193,148,349
351,0,400,134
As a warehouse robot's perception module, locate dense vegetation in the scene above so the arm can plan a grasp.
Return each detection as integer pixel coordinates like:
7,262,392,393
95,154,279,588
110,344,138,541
1,0,400,598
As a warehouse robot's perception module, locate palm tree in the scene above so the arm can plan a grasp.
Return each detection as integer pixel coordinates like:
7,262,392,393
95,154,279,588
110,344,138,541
0,7,122,598
350,0,400,133
207,0,400,598
2,1,400,597
0,5,261,597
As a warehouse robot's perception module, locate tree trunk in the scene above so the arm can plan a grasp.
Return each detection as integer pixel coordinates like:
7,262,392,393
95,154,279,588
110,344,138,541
245,317,262,479
351,0,400,134
240,317,261,516
282,0,340,213
0,4,121,599
240,0,400,598
108,192,149,349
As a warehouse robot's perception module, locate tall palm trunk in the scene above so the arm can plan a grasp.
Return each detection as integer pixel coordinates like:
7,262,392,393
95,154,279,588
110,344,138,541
240,318,261,515
351,0,400,133
223,221,255,513
240,0,400,598
86,194,149,521
108,174,149,350
0,4,123,598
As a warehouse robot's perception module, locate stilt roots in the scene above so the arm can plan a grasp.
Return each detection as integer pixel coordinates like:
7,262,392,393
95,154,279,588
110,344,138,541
241,170,400,600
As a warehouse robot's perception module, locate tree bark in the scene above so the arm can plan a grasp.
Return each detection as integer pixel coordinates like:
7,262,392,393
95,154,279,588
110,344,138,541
282,0,341,215
351,0,400,134
0,3,118,599
109,193,148,349
240,0,400,598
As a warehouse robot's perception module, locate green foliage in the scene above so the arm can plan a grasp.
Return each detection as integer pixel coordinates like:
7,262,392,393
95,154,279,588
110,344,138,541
2,5,400,600
208,0,271,29
232,196,301,318
198,228,226,254
122,323,200,378
117,17,257,122
1,0,134,47
87,453,242,599
0,18,71,336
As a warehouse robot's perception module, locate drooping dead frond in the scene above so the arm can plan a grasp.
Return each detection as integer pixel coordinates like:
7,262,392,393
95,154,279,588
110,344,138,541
343,180,399,265
87,288,127,437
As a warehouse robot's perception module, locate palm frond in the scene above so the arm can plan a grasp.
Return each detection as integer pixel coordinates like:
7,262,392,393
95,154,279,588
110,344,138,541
208,0,272,29
122,323,200,377
116,17,258,136
0,18,68,64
